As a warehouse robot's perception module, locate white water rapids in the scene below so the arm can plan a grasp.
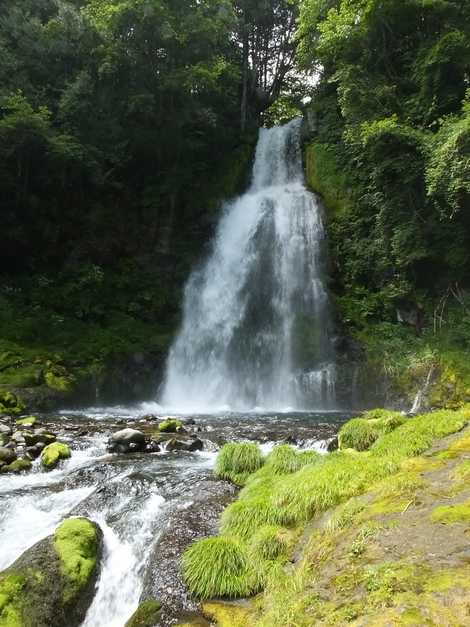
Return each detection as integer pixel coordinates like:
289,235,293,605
161,118,336,412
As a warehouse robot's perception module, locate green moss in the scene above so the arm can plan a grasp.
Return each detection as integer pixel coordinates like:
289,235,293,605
215,443,264,486
54,518,100,603
44,370,74,392
431,499,470,524
0,573,25,627
1,459,32,474
15,416,37,426
305,142,353,217
124,599,162,627
182,537,260,599
158,418,183,433
0,391,25,416
41,442,71,469
202,601,254,627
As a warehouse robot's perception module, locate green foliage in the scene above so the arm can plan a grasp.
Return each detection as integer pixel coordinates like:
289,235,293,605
0,391,25,416
0,573,24,627
54,518,100,603
182,537,259,599
214,442,264,485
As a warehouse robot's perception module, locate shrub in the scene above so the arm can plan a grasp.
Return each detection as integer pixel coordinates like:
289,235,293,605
215,442,264,485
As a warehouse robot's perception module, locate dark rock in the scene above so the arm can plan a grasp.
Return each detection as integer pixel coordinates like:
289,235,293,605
108,428,146,453
141,479,237,626
1,458,32,473
146,441,161,453
187,438,204,452
327,436,338,452
165,438,187,452
0,446,16,464
125,599,162,627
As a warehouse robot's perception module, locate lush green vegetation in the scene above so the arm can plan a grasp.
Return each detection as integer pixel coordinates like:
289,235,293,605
299,0,470,403
183,406,470,600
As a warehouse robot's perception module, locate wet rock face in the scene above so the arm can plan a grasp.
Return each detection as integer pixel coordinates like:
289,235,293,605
0,518,102,627
108,428,146,453
141,478,237,626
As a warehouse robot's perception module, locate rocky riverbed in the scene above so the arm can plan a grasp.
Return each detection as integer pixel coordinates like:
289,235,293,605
0,408,346,626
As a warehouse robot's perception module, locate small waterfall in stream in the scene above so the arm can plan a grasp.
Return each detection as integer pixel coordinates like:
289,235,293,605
161,118,336,411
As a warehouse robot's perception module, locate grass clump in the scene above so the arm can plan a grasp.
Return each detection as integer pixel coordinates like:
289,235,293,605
338,411,406,452
221,495,286,539
215,442,264,486
431,499,470,524
264,445,320,475
182,537,259,599
248,526,289,561
54,518,100,602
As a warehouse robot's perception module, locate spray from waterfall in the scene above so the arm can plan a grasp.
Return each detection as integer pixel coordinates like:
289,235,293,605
161,118,336,412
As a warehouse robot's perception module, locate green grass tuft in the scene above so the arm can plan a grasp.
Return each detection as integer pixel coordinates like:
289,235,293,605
182,536,259,599
221,495,286,539
215,442,264,486
248,526,289,561
264,445,321,475
338,411,406,452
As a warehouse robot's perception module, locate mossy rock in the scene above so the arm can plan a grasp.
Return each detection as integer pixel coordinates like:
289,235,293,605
0,391,25,416
0,459,32,474
124,599,162,627
431,499,470,524
15,416,37,427
0,518,102,627
158,418,183,433
202,601,254,627
44,371,75,393
41,442,71,469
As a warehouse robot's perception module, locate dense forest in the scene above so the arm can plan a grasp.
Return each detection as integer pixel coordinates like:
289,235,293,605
0,0,469,410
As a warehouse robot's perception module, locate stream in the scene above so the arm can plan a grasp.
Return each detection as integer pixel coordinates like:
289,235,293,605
0,407,345,626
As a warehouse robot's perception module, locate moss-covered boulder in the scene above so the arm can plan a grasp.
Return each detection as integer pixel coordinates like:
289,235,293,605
41,442,71,469
15,416,37,427
124,599,162,627
0,459,32,474
0,517,102,627
158,418,183,433
0,391,25,416
338,410,406,452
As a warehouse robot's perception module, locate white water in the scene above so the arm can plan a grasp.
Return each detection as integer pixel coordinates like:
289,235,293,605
83,491,166,627
161,119,336,412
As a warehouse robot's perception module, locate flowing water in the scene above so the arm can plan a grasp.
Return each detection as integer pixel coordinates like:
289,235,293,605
162,119,336,412
0,409,345,626
0,121,344,625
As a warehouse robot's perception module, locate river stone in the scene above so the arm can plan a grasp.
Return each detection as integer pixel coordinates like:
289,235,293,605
1,458,32,473
41,442,71,469
109,428,146,453
141,478,237,626
11,431,26,445
0,446,16,464
0,423,12,436
0,517,102,627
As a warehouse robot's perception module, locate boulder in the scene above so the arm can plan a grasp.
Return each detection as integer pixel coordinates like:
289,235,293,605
1,458,32,473
0,446,16,464
15,416,38,427
0,423,12,436
125,599,162,627
0,517,102,627
165,438,204,453
41,442,71,469
108,428,146,453
158,419,183,433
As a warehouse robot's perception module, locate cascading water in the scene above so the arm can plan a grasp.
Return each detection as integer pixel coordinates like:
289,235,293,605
161,118,336,412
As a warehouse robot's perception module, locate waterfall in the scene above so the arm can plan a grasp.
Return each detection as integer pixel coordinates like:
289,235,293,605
161,118,336,412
